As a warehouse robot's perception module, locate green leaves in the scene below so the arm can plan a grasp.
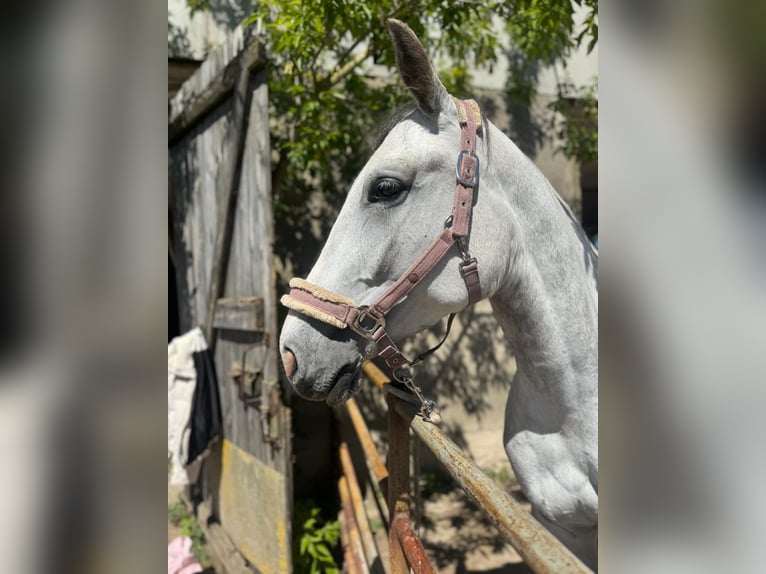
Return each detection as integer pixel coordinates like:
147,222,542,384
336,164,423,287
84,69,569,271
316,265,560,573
188,0,599,283
504,0,598,62
167,498,211,567
294,504,340,574
549,80,598,163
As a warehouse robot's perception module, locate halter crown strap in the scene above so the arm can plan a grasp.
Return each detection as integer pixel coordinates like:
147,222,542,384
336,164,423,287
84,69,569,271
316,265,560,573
452,98,482,305
281,99,484,385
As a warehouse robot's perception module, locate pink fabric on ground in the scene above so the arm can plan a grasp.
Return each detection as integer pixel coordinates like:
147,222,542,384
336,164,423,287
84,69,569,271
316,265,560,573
168,536,203,574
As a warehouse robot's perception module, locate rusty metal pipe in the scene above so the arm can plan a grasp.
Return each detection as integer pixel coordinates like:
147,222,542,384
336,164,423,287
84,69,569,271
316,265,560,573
392,514,436,574
339,511,361,574
390,396,592,574
363,362,592,573
345,398,390,525
346,398,389,484
339,477,370,574
340,443,384,574
386,394,410,574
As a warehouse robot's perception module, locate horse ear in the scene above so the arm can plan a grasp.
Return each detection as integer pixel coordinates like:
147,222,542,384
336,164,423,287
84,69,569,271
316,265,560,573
387,18,450,115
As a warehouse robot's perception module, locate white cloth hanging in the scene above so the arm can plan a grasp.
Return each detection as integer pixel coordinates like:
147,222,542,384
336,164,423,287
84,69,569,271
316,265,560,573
167,327,208,485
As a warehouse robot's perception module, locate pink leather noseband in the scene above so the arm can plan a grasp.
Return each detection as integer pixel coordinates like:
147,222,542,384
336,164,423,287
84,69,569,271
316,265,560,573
282,99,483,392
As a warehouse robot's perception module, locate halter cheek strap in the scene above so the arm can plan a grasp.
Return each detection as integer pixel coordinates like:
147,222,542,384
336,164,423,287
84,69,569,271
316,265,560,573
281,99,483,406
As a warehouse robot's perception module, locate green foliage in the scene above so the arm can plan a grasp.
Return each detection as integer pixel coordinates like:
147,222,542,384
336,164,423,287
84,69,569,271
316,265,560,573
186,0,211,15
238,0,521,284
245,0,503,185
185,0,598,279
501,0,598,163
293,503,340,574
168,498,211,567
502,0,598,63
168,500,188,525
549,80,598,163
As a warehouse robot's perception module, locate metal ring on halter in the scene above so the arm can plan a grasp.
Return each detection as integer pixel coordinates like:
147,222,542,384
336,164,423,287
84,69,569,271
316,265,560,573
392,365,414,384
455,150,480,188
349,305,385,339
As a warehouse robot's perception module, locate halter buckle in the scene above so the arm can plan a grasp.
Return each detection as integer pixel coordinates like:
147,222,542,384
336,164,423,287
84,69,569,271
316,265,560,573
456,150,480,188
350,306,385,339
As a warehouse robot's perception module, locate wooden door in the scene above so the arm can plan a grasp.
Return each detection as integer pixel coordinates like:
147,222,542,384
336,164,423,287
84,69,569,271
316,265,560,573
169,27,291,574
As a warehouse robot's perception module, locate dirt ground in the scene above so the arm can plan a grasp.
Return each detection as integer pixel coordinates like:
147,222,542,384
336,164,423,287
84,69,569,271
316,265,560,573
363,457,533,574
416,422,533,572
420,487,533,574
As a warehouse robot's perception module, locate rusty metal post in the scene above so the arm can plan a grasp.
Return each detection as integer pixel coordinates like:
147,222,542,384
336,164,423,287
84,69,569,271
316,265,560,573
339,477,370,574
390,397,592,574
340,443,384,574
386,393,410,574
392,515,436,574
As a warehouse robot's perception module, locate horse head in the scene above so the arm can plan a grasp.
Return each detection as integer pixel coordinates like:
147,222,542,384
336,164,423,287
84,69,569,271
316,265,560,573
279,19,511,405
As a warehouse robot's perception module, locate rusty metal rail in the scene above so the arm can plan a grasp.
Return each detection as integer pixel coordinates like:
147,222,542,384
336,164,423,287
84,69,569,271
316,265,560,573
338,476,370,574
346,398,390,526
339,510,361,574
339,443,384,574
346,398,389,485
362,361,593,574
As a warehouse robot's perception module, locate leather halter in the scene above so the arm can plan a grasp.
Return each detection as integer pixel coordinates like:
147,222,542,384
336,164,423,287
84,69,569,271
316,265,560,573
282,99,483,388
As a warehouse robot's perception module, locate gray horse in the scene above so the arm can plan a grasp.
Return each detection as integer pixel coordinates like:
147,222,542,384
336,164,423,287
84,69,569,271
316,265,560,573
280,19,598,568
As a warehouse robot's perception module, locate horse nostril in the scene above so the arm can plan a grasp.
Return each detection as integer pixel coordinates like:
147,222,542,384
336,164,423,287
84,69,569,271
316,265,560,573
282,350,297,380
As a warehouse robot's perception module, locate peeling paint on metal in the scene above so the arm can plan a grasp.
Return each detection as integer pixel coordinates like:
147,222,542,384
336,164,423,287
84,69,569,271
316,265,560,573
393,514,436,574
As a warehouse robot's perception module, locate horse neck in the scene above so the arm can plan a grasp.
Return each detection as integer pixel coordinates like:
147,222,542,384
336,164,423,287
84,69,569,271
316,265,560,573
484,124,598,412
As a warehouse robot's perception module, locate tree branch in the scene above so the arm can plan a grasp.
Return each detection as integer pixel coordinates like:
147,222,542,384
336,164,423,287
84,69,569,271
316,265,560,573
326,47,372,87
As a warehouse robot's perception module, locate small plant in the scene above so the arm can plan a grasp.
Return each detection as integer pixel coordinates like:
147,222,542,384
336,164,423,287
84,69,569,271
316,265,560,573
168,497,211,567
168,500,188,525
293,503,340,574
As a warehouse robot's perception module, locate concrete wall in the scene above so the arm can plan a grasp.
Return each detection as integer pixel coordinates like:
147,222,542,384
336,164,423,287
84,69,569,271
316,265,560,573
168,0,256,59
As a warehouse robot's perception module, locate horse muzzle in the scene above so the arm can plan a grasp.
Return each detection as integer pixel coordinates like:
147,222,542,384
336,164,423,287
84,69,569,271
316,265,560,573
279,313,363,405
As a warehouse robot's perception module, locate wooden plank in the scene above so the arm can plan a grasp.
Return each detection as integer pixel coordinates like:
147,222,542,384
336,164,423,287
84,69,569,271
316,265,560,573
222,67,279,461
214,328,266,456
198,501,256,574
219,439,291,574
204,59,254,347
169,29,265,143
250,68,278,391
239,68,281,459
169,98,232,331
213,297,265,332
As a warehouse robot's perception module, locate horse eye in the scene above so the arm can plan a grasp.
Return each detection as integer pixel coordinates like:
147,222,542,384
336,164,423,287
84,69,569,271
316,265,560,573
370,177,403,202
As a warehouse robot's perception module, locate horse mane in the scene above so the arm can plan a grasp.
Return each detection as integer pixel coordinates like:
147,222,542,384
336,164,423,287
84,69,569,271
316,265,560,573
371,100,491,157
372,102,419,150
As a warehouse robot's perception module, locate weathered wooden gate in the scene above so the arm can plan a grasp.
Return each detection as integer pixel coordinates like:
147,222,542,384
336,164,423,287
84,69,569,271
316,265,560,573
169,27,291,574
